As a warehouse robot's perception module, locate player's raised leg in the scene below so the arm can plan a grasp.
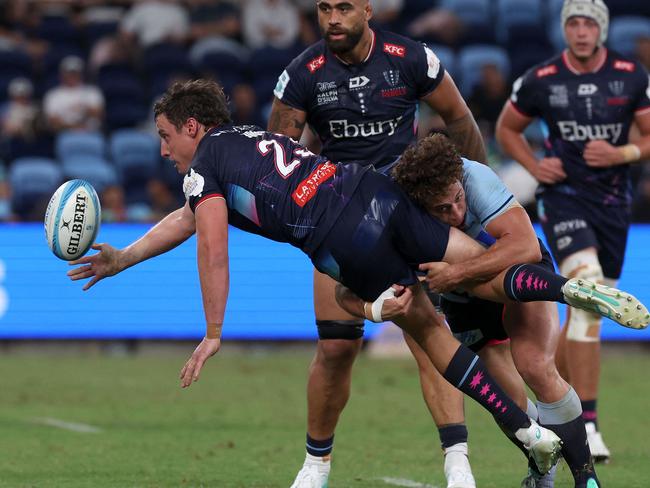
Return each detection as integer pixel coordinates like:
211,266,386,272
403,332,476,488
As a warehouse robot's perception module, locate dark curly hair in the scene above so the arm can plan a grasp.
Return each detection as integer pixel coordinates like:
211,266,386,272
391,133,463,209
154,79,232,130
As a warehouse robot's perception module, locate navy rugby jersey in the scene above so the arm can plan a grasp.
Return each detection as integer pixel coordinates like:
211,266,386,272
273,29,444,168
184,125,370,254
510,49,650,206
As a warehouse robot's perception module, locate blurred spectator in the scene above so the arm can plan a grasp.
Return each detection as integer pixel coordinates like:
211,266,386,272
120,0,190,49
147,178,179,221
0,164,11,220
1,78,38,141
188,0,240,42
242,0,300,49
230,84,264,127
635,35,650,71
43,56,104,131
407,7,463,45
370,0,404,28
467,63,509,138
101,184,128,222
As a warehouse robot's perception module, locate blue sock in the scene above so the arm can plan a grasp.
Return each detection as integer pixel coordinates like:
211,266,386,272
306,433,334,457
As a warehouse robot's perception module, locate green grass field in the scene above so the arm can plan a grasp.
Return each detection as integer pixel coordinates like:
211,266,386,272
1,345,649,487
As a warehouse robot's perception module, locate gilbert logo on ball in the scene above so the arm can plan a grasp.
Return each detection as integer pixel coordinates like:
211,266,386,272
44,179,101,261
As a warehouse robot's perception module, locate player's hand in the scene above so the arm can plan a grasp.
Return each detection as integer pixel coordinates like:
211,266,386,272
180,337,221,388
534,157,567,184
67,243,122,291
584,140,624,167
378,284,414,320
418,262,464,293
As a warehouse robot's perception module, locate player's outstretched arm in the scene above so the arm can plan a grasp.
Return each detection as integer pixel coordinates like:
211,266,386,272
421,72,487,162
180,197,229,388
67,203,196,290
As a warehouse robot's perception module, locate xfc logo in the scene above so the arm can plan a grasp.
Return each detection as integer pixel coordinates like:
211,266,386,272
383,43,406,57
349,76,370,89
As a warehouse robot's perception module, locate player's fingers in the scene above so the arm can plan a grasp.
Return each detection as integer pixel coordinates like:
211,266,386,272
82,276,101,291
70,269,95,281
68,256,94,266
67,264,92,277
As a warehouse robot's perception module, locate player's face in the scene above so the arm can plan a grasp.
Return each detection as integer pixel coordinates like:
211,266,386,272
317,0,368,54
156,114,198,174
428,181,467,228
564,16,600,60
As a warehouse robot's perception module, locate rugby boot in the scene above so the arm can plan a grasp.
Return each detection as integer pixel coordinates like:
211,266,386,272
290,454,330,488
444,443,476,488
517,420,563,475
585,422,611,464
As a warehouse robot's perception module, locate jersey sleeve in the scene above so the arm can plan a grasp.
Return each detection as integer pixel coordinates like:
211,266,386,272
462,159,517,227
508,69,541,118
273,55,310,111
412,43,445,98
185,148,226,213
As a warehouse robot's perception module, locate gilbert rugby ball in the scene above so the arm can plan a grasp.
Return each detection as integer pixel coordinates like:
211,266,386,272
44,179,101,261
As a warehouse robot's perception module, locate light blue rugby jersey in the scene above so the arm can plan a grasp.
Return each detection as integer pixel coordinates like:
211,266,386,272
459,158,518,247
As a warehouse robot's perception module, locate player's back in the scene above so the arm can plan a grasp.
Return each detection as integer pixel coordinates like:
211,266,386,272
186,125,370,254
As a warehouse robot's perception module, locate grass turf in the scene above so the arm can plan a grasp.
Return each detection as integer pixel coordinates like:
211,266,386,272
0,346,648,487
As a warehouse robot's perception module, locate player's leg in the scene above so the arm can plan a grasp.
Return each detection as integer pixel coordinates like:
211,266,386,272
505,300,599,487
403,331,476,488
291,271,364,488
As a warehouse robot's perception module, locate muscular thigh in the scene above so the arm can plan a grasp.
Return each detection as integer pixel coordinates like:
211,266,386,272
313,269,360,321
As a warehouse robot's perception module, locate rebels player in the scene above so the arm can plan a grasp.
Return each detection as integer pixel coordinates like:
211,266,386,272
269,1,485,486
68,80,647,485
496,0,650,463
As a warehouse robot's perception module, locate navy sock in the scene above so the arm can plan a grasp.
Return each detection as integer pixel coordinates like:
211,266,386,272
438,424,468,449
443,344,530,433
306,433,334,457
503,263,568,303
581,399,598,429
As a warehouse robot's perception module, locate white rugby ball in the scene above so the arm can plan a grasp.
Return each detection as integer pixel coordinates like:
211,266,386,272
44,179,101,261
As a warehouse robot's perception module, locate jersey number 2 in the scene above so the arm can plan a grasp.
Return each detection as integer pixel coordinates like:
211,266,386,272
257,139,313,179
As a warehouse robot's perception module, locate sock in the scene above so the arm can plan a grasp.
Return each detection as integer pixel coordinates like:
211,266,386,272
503,263,568,303
527,398,539,421
443,344,530,433
306,433,334,457
581,399,598,429
538,388,599,486
438,424,468,449
497,396,542,460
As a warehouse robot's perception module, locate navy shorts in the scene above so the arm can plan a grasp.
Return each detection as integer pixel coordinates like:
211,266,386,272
537,192,630,279
440,240,555,352
310,170,450,301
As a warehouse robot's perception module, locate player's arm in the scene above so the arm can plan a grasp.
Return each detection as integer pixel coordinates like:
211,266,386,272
67,203,196,290
267,97,308,140
496,102,567,183
421,72,487,162
583,111,650,167
429,205,542,292
179,197,229,388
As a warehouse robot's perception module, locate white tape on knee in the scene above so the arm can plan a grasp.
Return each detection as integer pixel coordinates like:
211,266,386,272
370,287,397,323
560,251,604,342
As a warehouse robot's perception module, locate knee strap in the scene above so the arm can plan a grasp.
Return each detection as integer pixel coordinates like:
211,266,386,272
316,320,365,340
560,251,604,343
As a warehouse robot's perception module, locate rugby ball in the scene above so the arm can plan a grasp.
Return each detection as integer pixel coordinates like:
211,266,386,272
44,179,101,261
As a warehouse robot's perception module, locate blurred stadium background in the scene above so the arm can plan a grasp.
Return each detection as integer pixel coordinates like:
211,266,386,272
0,1,649,487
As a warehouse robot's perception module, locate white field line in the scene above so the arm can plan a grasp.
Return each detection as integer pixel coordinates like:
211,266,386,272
32,417,102,433
378,477,440,488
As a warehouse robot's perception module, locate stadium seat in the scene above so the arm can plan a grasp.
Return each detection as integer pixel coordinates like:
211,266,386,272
426,44,457,79
8,157,63,217
198,51,246,94
457,44,510,96
249,45,303,105
35,14,81,47
609,16,650,58
0,49,33,101
439,0,495,44
110,130,160,203
496,0,544,45
142,43,192,84
56,131,106,161
61,155,119,194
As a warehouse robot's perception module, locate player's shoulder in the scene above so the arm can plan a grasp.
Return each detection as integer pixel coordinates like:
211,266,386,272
605,49,648,77
198,125,265,153
285,40,328,75
518,52,564,84
376,29,426,60
462,158,497,184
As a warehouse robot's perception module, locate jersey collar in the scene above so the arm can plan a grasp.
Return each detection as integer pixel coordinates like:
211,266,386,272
561,47,608,75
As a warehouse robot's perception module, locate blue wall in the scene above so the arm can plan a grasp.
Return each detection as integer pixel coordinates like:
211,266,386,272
0,223,648,341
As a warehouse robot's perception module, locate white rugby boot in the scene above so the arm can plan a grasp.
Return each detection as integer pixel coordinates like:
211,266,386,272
444,443,476,488
585,422,611,464
290,453,330,488
516,420,562,475
562,278,650,329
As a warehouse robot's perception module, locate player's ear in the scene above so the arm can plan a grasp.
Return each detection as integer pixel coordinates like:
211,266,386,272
185,117,199,137
364,0,372,21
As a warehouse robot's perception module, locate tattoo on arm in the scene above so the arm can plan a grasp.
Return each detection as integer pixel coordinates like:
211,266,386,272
446,113,487,162
267,102,306,139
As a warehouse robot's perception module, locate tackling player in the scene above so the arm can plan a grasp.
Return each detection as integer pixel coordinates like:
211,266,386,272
67,80,648,486
268,1,486,485
496,0,650,462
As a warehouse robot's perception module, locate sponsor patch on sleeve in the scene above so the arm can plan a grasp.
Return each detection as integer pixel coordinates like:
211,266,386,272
183,168,205,200
273,70,290,99
423,45,441,79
